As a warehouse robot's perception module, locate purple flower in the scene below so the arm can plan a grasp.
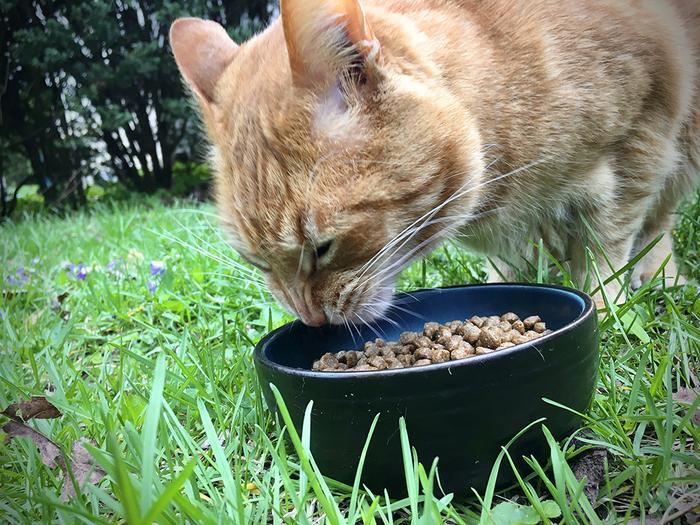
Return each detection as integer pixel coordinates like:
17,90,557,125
5,275,21,288
5,267,30,288
149,261,166,277
16,267,29,283
75,264,88,280
106,258,124,275
65,262,88,280
146,280,158,294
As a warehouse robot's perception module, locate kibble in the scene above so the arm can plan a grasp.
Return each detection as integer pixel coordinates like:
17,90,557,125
312,312,550,371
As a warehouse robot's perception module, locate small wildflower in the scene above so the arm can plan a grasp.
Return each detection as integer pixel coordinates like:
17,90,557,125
149,260,166,277
30,257,40,266
65,262,89,280
75,264,88,280
106,258,124,275
5,275,21,288
146,280,158,294
16,267,29,284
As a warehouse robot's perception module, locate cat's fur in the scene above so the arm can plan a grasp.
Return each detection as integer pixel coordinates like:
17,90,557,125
170,0,699,326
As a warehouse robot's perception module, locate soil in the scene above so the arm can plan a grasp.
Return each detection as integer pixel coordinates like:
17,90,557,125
312,312,551,372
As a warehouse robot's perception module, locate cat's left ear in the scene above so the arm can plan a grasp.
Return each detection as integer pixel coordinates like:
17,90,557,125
281,0,381,89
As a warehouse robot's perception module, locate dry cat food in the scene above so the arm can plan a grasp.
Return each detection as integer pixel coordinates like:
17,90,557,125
312,313,551,372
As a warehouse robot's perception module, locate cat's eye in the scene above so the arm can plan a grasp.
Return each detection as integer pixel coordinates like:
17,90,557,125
314,240,333,260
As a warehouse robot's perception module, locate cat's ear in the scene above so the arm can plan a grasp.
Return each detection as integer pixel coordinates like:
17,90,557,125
169,18,238,104
281,0,380,89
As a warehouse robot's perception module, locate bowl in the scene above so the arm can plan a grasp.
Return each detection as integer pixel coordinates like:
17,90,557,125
254,283,598,494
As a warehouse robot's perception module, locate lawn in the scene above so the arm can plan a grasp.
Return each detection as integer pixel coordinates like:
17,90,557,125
1,193,699,524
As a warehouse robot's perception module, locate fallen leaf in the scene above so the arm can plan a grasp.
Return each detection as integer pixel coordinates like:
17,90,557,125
60,439,106,501
3,397,104,500
3,396,62,420
2,420,62,468
660,494,700,525
672,388,700,426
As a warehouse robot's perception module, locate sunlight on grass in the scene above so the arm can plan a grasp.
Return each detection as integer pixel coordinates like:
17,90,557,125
1,194,699,523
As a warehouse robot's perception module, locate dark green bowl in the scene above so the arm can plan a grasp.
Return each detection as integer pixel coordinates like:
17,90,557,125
254,283,598,494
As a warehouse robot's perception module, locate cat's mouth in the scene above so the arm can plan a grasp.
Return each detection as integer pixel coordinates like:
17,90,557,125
325,283,395,327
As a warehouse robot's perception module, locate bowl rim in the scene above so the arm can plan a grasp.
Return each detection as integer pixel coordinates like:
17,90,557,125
254,282,596,379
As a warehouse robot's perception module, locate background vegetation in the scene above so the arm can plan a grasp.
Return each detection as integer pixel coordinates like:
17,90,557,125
0,0,272,218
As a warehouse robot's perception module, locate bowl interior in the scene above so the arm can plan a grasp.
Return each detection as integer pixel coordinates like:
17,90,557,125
260,283,589,370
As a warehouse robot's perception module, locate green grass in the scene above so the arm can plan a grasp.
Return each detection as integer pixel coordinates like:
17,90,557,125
1,194,699,524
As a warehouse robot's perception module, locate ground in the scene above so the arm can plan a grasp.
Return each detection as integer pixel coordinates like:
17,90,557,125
0,193,699,524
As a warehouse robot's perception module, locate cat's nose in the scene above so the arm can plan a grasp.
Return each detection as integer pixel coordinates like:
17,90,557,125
289,287,327,327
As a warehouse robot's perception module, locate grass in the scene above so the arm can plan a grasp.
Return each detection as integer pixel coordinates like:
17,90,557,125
1,193,699,524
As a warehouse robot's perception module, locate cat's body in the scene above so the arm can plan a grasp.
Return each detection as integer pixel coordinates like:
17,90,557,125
171,0,699,326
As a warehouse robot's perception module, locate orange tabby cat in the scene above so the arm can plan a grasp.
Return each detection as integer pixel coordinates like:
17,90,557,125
170,0,699,326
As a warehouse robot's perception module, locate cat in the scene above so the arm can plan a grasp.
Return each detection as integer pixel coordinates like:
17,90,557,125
170,0,699,326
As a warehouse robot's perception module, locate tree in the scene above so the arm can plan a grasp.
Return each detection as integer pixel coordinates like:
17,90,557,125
1,0,272,218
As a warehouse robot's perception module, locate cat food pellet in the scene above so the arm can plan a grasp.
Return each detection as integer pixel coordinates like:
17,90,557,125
416,336,432,347
523,316,541,330
533,322,546,333
469,316,484,328
320,352,339,368
400,332,418,345
448,320,463,332
433,348,451,363
367,356,388,370
512,320,525,334
397,354,415,366
458,323,482,344
345,351,360,367
423,322,440,338
386,357,404,369
379,346,396,358
501,312,519,323
479,327,503,349
311,312,549,371
511,334,529,345
444,334,464,351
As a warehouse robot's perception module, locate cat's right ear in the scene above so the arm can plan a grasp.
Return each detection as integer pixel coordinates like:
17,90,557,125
169,18,238,104
281,0,381,90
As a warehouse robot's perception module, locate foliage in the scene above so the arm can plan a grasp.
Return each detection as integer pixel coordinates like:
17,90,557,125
0,191,698,522
0,0,271,218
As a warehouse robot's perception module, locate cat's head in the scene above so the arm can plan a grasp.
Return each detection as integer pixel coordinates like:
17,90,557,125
170,0,484,326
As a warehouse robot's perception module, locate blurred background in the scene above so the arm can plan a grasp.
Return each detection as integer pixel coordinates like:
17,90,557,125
0,0,275,219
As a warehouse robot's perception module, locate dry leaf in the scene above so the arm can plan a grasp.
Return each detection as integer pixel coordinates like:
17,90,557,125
2,420,62,468
672,388,700,426
3,396,62,420
2,397,104,500
60,439,106,501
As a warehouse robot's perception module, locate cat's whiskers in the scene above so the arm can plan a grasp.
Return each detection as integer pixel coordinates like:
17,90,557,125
356,158,541,283
355,205,502,293
156,227,264,285
341,312,358,348
355,155,503,280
